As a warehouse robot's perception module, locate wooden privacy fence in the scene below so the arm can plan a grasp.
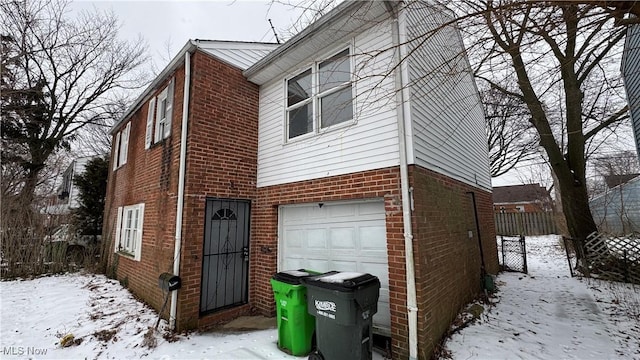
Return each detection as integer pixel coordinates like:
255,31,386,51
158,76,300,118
495,212,558,236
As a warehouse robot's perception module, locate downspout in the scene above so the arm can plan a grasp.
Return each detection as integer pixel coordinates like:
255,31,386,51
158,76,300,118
170,50,191,330
386,2,418,359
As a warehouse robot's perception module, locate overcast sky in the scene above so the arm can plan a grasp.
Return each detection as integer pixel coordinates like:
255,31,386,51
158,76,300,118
70,1,305,69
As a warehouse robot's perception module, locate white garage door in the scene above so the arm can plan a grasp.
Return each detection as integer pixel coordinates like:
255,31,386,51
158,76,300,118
279,199,391,335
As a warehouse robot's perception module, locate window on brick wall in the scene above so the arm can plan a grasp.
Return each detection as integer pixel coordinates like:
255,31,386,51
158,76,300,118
145,78,175,149
112,122,131,171
286,47,353,140
114,203,144,261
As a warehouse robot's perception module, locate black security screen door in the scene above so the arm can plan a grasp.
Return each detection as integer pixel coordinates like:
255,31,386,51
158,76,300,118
200,198,250,315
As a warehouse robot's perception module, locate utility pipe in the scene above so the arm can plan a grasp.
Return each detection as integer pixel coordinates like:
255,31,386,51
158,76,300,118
170,50,191,330
386,2,419,358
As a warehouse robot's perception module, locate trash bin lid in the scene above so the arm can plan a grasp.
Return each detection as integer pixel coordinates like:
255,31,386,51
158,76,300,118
273,269,318,285
303,271,379,291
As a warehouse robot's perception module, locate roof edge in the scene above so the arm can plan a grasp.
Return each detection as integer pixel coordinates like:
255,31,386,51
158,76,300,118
110,40,197,134
243,0,364,80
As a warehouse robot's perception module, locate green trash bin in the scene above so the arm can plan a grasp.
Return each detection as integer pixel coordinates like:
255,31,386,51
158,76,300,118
302,271,380,360
270,269,319,356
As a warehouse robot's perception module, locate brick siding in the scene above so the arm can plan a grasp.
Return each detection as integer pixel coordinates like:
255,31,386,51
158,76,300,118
104,49,260,330
103,50,498,360
410,165,498,359
252,166,409,357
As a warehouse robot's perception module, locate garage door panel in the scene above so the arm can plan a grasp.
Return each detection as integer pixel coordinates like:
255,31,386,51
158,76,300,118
283,229,304,248
280,200,391,333
328,203,356,218
358,201,386,216
306,259,331,272
360,225,387,248
331,260,358,272
307,229,328,249
329,228,356,249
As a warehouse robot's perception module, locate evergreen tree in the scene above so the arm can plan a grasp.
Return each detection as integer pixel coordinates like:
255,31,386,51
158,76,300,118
72,156,108,244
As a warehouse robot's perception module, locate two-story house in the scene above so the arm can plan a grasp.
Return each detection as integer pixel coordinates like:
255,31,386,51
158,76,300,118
244,2,498,358
105,40,278,330
104,2,498,359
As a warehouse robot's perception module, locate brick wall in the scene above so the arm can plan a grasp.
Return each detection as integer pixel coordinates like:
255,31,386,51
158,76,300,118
252,166,410,358
104,62,186,315
409,165,498,359
104,49,261,330
176,50,260,330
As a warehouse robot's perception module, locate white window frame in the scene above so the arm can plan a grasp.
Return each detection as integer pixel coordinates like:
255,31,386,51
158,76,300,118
285,45,354,142
112,131,121,171
145,97,156,149
154,78,174,144
114,203,144,261
113,122,130,171
155,87,169,143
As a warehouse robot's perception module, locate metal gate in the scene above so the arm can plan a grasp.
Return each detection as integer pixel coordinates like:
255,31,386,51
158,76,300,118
200,198,250,315
498,235,528,274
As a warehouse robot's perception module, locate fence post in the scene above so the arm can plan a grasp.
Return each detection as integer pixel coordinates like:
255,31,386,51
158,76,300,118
521,235,528,274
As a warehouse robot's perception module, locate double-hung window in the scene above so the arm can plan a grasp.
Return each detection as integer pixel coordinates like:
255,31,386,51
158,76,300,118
145,78,174,149
112,122,130,171
114,203,144,261
286,48,353,140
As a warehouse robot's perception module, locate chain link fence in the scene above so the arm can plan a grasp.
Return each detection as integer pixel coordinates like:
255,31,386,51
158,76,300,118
498,235,528,274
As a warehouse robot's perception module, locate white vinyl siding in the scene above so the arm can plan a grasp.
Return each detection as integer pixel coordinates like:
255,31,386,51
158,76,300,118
257,18,400,187
279,200,390,335
404,3,492,191
114,203,144,261
622,24,640,159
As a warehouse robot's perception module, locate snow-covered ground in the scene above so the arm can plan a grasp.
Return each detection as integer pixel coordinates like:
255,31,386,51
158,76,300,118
1,235,638,359
445,235,640,359
0,273,383,359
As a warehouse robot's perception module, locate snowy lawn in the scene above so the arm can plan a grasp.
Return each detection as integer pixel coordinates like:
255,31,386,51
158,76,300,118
0,273,307,359
0,273,386,359
1,235,638,359
444,235,640,360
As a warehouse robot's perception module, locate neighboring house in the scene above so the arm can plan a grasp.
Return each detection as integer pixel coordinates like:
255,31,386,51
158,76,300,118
44,155,99,216
104,2,498,359
590,174,640,235
621,24,640,161
492,184,553,213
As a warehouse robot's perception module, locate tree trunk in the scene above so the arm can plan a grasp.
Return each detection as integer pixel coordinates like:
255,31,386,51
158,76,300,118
554,166,598,263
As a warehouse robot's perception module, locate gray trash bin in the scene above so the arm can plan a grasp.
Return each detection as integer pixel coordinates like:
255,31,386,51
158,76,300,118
302,271,380,360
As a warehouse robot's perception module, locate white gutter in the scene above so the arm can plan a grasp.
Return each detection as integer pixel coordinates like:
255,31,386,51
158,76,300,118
387,2,418,359
170,51,191,330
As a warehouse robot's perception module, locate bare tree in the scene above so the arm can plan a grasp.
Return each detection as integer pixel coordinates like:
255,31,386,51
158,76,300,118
0,0,148,207
451,0,631,248
482,86,539,177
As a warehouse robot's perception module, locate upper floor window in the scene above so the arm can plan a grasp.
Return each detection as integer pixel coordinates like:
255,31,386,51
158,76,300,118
112,122,130,171
58,164,74,200
145,78,175,149
286,48,353,140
